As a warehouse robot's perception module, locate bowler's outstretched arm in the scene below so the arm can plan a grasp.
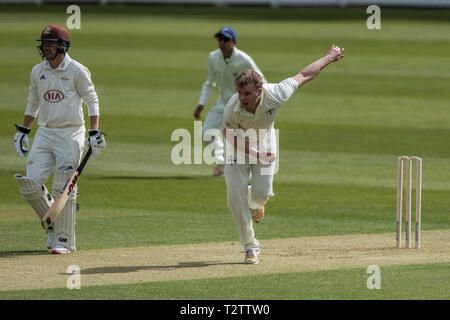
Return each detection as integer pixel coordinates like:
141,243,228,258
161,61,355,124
293,44,344,88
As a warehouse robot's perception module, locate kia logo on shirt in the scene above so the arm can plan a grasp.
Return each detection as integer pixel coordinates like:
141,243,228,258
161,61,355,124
44,90,64,103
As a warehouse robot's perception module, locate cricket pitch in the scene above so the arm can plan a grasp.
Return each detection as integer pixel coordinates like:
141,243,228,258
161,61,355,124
1,230,449,291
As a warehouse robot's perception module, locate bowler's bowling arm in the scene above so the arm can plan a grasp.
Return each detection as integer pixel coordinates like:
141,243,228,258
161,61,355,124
223,128,274,163
223,128,257,157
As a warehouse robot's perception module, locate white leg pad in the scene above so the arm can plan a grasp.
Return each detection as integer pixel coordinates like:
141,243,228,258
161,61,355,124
51,170,77,252
15,174,54,222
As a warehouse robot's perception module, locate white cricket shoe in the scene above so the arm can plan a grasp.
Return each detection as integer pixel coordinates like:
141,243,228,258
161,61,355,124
244,248,260,264
46,231,54,249
51,245,72,255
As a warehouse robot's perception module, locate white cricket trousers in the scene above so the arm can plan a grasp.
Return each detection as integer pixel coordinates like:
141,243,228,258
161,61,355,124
202,104,225,165
225,161,275,250
26,126,85,185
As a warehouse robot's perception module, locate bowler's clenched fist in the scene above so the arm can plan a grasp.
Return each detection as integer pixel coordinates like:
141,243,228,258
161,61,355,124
327,44,345,62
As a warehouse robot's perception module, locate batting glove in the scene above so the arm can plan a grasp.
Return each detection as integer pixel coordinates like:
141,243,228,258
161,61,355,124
85,129,106,159
13,124,31,158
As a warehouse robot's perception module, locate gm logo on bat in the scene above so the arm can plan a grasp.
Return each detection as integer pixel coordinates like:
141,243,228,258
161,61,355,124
44,90,65,103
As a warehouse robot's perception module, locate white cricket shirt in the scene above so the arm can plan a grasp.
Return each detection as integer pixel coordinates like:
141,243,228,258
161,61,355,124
223,77,299,154
25,54,99,128
198,47,267,109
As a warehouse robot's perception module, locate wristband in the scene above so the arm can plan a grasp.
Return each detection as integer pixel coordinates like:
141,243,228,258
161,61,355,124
15,124,31,134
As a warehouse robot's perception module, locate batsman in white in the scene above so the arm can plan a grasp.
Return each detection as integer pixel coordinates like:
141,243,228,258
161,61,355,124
13,25,106,254
194,26,266,176
223,45,344,264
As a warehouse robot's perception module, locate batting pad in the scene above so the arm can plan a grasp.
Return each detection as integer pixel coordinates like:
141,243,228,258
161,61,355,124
15,174,54,222
51,170,77,252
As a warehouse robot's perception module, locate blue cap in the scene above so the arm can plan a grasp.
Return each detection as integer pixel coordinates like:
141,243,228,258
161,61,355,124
214,26,237,40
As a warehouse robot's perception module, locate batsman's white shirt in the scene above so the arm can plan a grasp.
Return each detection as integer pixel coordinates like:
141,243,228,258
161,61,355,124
25,54,99,128
24,54,99,185
198,47,267,110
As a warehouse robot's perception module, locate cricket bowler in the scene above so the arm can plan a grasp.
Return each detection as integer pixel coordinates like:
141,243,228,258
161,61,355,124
223,45,345,264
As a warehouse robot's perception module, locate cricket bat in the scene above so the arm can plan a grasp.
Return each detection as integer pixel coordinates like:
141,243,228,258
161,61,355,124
41,147,92,230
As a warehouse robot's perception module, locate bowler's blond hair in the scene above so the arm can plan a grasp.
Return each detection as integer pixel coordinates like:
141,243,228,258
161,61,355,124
234,69,263,91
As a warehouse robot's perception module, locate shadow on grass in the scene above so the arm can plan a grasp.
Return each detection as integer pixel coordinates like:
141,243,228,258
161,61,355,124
0,250,49,258
93,175,211,181
74,261,242,275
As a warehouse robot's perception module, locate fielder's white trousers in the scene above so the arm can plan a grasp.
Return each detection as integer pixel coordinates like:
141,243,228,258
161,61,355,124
202,102,225,165
26,126,85,186
225,161,275,250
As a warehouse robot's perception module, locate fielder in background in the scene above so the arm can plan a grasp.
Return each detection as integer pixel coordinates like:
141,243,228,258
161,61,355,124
223,45,345,264
194,26,267,176
13,25,106,254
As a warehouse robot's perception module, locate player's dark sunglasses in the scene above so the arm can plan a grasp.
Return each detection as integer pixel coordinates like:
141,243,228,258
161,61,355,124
217,36,231,43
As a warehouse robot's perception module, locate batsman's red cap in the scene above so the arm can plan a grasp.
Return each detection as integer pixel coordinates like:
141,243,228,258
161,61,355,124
38,24,70,42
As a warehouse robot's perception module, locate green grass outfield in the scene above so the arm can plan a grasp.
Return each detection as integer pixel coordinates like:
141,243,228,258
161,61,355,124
1,263,449,300
0,5,449,300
